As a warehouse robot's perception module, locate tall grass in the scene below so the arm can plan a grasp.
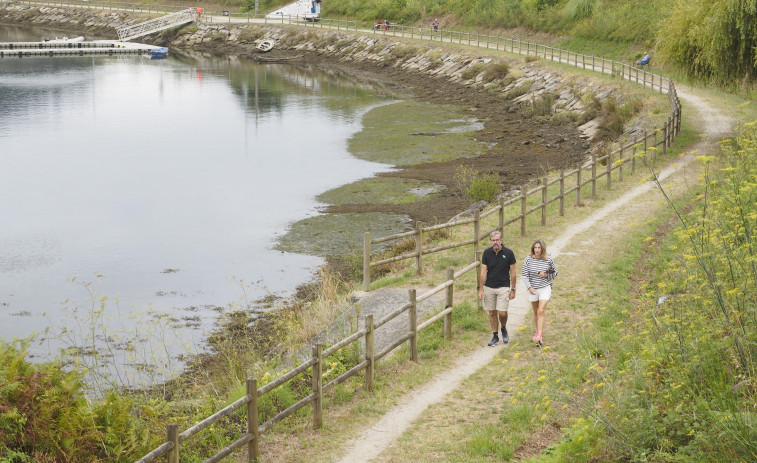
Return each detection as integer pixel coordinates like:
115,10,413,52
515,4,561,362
536,123,757,461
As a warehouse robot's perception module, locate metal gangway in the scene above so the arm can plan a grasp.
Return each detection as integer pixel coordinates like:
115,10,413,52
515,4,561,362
116,8,195,42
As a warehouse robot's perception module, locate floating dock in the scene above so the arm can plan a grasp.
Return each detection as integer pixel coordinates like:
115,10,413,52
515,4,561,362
0,40,164,58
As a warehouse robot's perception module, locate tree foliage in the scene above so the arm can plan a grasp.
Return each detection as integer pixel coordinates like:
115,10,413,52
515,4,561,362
657,0,757,86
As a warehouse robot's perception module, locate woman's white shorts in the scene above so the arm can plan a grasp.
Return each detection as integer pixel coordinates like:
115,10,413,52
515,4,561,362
527,286,552,302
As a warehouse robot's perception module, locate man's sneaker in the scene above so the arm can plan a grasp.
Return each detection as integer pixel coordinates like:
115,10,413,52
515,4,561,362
501,327,509,344
487,335,499,347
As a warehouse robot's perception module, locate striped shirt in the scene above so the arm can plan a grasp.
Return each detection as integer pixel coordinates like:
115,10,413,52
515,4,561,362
522,256,558,290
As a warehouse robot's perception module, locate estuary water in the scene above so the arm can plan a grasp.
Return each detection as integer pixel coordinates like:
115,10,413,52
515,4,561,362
0,25,396,383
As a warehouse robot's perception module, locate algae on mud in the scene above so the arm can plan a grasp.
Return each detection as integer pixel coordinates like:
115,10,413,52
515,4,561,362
276,100,480,256
348,100,486,166
317,177,443,206
275,212,410,256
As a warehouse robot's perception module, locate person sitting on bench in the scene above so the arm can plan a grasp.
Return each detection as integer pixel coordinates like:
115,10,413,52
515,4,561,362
637,52,650,67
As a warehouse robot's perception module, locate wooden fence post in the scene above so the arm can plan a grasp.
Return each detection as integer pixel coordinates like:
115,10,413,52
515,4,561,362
498,196,505,237
247,379,259,462
631,142,637,174
643,129,648,161
445,268,454,340
415,221,424,275
473,210,481,260
618,143,624,182
575,163,582,206
409,289,418,362
363,232,370,292
475,250,483,310
365,314,374,390
312,344,322,429
606,151,612,189
167,423,179,463
663,124,668,155
520,185,527,237
591,154,597,197
559,168,565,216
541,176,547,226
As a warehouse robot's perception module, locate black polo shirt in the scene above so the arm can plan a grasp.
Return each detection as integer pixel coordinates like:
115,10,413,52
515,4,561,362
482,246,516,288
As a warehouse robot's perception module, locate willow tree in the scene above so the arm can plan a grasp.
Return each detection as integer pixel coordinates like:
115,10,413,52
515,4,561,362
657,0,757,86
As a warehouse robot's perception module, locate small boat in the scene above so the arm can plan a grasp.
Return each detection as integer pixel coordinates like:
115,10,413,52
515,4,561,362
256,40,274,53
150,47,169,57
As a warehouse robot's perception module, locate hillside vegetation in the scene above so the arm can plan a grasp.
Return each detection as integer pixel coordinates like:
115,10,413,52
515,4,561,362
321,0,757,87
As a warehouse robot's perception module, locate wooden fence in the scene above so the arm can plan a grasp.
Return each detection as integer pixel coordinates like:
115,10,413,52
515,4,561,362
136,262,478,462
363,99,681,291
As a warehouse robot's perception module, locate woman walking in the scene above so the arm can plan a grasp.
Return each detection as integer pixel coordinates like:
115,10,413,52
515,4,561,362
522,239,557,346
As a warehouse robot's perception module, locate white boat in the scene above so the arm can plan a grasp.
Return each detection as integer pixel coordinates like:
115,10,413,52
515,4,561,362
256,40,275,53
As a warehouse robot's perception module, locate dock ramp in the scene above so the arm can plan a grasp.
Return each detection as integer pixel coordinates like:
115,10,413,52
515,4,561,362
117,8,195,42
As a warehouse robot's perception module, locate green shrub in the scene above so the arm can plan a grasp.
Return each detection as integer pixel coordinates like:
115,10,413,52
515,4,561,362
529,93,556,117
392,45,418,58
505,80,532,99
563,0,596,21
453,166,499,203
0,341,149,462
461,62,486,80
482,62,510,83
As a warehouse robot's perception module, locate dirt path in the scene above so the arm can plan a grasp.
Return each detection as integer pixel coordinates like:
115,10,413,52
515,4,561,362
335,88,734,462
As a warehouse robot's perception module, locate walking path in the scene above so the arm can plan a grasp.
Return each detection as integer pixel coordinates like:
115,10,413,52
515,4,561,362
335,87,734,462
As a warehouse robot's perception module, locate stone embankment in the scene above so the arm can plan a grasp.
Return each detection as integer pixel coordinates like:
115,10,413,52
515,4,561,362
0,1,642,142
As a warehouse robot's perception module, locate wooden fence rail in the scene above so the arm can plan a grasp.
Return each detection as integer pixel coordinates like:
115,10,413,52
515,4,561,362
136,262,477,462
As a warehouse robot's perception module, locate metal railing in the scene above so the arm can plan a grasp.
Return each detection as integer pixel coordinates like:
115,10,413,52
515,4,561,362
117,8,195,41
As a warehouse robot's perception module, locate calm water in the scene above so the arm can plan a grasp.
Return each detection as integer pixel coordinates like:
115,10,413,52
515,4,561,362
0,25,394,383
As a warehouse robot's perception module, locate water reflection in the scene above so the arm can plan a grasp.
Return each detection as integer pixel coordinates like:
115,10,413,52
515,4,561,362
0,29,396,387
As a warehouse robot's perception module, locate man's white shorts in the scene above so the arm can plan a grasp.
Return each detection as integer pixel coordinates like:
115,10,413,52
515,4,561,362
483,286,510,312
527,286,552,302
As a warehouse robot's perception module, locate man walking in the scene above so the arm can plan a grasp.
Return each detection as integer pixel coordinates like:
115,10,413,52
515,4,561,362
478,231,517,346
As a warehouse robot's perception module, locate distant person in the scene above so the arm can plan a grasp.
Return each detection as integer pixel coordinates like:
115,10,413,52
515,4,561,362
478,231,517,347
195,7,202,21
637,51,650,67
432,19,439,32
374,20,382,31
522,239,557,346
384,19,390,31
